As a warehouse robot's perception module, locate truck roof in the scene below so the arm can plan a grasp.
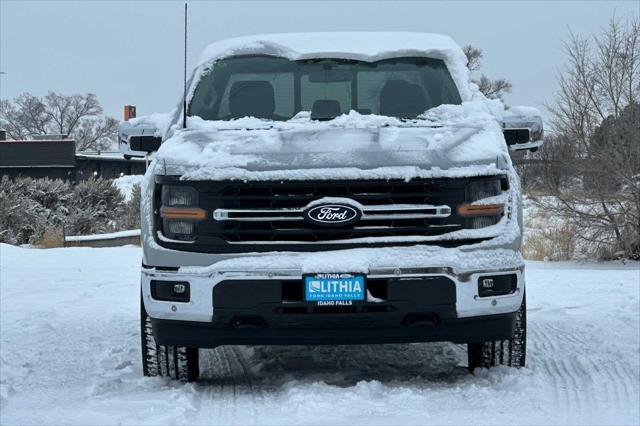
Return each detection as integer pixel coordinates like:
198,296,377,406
198,32,465,64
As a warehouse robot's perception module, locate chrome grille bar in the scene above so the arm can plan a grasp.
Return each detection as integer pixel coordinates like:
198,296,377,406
213,204,451,222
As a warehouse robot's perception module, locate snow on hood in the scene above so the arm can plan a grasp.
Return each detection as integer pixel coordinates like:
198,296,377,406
192,32,475,102
155,101,511,181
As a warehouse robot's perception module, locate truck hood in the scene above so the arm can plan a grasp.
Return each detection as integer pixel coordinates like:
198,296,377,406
155,104,511,181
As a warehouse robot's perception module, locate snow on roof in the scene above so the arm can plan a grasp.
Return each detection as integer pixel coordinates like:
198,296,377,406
75,151,146,161
194,32,474,101
197,32,466,65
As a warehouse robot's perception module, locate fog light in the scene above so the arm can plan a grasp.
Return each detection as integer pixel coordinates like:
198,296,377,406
477,274,517,297
150,280,190,302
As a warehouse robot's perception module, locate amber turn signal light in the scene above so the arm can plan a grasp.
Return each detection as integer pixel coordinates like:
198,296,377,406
457,204,504,217
160,207,207,220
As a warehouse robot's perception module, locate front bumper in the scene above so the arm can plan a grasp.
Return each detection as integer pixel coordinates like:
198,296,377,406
151,312,517,347
142,261,525,347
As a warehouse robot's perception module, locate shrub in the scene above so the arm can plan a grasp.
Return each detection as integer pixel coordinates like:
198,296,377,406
120,183,141,230
66,178,125,235
0,177,44,244
0,176,139,246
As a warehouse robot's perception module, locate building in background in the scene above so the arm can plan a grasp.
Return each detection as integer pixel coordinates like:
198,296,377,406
0,130,146,181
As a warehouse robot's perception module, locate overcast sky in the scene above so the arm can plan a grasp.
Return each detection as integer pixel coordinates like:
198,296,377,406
1,0,638,121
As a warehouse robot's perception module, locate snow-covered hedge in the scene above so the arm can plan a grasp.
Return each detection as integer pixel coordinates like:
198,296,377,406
0,176,140,246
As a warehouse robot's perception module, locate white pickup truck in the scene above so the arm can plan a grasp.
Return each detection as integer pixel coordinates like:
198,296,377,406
120,32,543,382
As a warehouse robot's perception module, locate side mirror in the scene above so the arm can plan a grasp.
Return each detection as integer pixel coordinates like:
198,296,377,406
129,135,161,152
502,107,544,152
119,121,161,158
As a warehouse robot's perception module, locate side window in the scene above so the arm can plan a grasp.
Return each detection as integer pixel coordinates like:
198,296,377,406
436,71,461,106
189,70,219,121
300,76,352,113
218,73,295,118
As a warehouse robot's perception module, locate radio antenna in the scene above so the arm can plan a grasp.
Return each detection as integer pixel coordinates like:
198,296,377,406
182,1,188,128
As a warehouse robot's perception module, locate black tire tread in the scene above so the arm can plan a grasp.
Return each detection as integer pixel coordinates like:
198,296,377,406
140,297,199,382
468,294,527,371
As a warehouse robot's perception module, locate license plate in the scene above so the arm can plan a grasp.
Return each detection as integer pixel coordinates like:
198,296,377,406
304,273,365,303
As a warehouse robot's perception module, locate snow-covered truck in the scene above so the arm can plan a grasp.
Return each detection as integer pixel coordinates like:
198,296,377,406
120,33,543,382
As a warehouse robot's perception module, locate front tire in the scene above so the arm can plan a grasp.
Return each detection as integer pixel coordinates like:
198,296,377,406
140,297,199,382
467,293,527,371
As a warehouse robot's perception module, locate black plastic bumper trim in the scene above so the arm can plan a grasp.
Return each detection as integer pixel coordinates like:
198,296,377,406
150,312,516,348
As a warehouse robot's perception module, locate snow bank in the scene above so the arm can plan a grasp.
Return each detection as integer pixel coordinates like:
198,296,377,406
64,229,140,242
113,175,143,201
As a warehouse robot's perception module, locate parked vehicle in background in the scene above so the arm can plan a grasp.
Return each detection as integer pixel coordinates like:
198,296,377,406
120,33,543,382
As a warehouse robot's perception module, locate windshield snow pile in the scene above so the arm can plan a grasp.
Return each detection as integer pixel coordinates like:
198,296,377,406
155,101,510,182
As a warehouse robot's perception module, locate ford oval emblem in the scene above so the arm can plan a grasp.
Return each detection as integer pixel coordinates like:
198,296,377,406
304,204,361,227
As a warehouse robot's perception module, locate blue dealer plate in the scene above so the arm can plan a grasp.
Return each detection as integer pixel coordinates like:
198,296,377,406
304,273,365,302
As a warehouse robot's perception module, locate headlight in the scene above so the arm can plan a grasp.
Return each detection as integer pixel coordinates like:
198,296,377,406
160,186,205,241
466,179,502,202
162,185,198,207
459,179,504,229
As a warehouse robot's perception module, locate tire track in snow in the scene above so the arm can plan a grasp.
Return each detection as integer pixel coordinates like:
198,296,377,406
191,348,238,425
547,359,575,420
559,358,590,423
529,319,638,423
195,346,267,425
226,346,260,425
529,323,564,410
569,357,596,419
529,322,587,422
604,359,634,410
601,359,622,411
219,347,240,425
210,348,232,423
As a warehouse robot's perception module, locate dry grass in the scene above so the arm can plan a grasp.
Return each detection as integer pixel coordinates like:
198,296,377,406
523,198,576,261
523,225,576,261
33,228,64,248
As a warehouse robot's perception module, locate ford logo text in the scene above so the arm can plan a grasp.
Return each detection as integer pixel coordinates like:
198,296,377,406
304,204,361,226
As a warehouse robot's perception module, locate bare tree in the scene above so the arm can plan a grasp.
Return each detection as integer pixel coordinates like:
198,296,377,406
73,116,119,151
540,17,640,259
0,94,49,139
0,91,117,151
463,45,513,101
515,133,580,193
463,45,483,72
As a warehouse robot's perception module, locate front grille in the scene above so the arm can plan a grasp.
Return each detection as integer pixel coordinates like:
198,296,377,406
154,176,506,253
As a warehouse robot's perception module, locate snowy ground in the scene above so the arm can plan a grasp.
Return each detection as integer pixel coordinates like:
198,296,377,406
0,244,638,425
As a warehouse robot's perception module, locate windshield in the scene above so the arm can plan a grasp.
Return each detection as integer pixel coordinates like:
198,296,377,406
189,56,462,121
